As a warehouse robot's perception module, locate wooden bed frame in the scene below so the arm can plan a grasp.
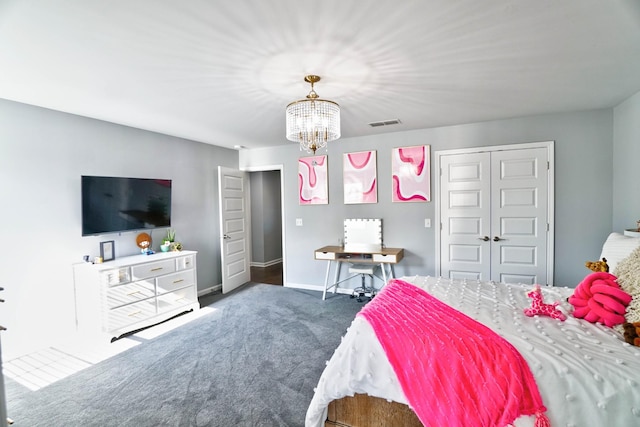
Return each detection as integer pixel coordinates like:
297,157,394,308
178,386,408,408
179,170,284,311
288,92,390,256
324,394,422,427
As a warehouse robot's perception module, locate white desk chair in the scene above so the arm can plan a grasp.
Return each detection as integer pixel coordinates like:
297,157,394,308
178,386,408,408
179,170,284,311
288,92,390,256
348,263,380,302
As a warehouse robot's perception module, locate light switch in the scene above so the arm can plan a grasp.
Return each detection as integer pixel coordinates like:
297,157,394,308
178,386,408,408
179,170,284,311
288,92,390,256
424,218,431,228
296,218,303,226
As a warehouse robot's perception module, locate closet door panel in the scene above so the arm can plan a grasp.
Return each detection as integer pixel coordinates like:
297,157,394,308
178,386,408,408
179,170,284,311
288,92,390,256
440,152,491,281
491,147,548,284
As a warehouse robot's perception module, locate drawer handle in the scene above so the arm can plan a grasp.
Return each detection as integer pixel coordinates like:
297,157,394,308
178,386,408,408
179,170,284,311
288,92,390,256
151,267,163,272
173,279,185,284
128,311,142,317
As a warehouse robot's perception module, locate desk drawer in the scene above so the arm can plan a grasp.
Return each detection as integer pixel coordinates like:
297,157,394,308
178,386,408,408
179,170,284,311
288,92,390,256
372,253,398,263
315,251,336,260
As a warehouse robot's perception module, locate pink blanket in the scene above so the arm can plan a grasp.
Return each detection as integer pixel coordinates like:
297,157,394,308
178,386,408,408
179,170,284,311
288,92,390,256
358,279,550,427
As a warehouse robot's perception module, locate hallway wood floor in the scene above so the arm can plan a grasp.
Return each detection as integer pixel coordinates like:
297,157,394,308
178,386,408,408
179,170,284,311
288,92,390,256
250,263,282,286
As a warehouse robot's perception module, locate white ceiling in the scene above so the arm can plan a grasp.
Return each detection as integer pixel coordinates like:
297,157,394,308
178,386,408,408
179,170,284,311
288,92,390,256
1,0,640,151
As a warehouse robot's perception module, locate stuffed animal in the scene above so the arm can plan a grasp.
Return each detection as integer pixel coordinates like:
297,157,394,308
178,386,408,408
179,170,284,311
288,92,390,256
568,272,631,327
585,257,609,272
524,285,567,321
622,322,640,347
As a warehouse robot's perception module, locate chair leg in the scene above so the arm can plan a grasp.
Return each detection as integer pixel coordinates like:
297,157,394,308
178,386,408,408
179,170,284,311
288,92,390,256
369,274,375,298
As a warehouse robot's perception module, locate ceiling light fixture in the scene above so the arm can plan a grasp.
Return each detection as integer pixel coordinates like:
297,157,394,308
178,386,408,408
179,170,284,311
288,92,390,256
286,75,340,154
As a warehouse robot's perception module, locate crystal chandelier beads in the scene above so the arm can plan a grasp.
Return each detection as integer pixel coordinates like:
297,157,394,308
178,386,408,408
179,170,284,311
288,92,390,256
286,75,341,154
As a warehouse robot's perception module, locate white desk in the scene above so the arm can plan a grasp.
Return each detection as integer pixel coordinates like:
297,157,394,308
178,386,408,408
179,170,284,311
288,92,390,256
314,245,404,300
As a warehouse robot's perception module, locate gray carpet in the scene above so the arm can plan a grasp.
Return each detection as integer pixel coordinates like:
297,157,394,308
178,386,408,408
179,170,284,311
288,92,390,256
6,283,363,426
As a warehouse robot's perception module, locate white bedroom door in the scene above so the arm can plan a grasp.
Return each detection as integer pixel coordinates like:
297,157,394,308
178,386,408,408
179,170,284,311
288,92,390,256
218,167,251,293
438,143,553,285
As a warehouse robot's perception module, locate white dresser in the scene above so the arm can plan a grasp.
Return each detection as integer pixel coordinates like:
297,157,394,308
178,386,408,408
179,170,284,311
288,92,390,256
73,250,199,341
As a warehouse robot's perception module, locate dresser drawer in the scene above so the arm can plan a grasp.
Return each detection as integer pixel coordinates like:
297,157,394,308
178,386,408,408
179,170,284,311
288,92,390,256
176,255,195,271
106,281,155,309
156,270,195,295
156,286,197,313
131,259,176,280
108,299,157,331
100,267,131,286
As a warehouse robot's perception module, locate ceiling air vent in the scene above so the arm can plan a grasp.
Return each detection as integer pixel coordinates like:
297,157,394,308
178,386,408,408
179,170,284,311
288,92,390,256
368,119,402,127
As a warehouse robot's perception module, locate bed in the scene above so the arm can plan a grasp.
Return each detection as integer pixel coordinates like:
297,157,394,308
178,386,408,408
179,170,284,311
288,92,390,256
306,233,640,427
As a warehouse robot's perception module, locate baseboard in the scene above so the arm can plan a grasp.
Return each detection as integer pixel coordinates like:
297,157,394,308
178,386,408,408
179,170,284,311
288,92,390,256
200,282,354,297
284,282,356,296
198,284,221,296
250,258,282,268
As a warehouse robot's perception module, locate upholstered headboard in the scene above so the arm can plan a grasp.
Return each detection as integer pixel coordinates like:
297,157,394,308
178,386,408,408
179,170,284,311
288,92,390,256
600,232,640,273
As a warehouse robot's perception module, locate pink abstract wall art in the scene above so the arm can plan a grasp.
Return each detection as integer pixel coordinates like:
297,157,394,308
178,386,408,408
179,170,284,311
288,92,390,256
343,150,377,204
298,155,328,205
391,145,431,202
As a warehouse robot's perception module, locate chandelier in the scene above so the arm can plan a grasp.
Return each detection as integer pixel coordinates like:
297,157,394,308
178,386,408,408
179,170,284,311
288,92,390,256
286,75,340,154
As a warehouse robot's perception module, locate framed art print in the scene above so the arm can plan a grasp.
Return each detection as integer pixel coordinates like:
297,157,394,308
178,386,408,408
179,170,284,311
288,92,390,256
343,150,377,204
100,240,115,262
298,155,328,205
391,145,430,202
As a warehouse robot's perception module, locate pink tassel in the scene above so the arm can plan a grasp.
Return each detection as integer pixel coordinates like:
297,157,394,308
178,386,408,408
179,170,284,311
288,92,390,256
534,412,551,427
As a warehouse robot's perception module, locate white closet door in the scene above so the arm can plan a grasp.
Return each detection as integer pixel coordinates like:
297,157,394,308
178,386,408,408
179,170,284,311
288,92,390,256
490,147,548,285
440,152,492,281
439,145,550,285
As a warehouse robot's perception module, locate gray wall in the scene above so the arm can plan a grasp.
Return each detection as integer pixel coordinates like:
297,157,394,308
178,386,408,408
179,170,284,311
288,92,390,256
613,90,640,232
249,170,283,265
2,90,638,360
240,109,616,290
0,99,237,359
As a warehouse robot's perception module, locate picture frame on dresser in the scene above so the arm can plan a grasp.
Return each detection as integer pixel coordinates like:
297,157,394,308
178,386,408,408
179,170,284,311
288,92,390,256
100,240,115,262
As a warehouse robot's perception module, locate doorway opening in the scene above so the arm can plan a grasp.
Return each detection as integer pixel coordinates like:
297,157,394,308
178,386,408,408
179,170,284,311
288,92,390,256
247,167,284,286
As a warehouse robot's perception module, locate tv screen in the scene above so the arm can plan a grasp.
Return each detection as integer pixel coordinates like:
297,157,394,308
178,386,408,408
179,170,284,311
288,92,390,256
82,175,172,236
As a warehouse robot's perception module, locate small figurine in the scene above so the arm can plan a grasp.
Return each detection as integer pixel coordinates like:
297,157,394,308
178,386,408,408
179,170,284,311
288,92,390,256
139,240,154,255
524,285,567,321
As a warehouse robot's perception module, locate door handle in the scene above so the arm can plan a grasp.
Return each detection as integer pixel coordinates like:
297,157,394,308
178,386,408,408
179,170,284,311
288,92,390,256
223,234,231,240
478,236,490,241
493,236,503,241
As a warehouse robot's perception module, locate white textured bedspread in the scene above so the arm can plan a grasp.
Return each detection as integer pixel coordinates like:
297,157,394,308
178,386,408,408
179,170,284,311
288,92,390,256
306,276,640,427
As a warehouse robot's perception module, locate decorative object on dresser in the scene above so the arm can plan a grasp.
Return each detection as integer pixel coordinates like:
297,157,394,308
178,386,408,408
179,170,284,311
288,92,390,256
73,251,198,342
99,240,115,262
136,232,153,255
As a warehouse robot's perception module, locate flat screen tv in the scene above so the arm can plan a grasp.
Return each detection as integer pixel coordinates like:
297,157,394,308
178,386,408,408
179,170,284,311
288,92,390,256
82,175,172,236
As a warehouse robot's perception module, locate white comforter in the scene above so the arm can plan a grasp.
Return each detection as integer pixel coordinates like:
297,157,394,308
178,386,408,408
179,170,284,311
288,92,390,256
306,276,640,427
